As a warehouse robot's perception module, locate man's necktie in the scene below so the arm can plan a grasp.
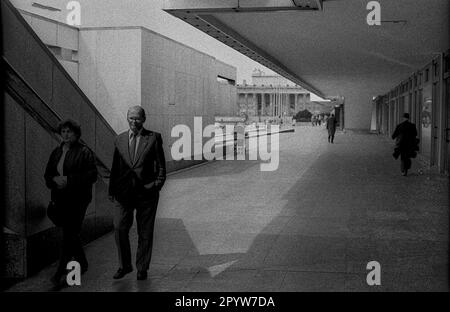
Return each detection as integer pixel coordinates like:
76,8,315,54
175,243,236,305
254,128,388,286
130,133,136,163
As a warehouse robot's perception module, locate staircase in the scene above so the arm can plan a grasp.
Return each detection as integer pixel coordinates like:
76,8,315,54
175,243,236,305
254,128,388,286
2,0,117,282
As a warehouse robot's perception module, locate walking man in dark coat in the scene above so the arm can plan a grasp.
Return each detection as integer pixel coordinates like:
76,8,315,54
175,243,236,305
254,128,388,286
109,106,166,280
391,113,418,176
326,114,337,143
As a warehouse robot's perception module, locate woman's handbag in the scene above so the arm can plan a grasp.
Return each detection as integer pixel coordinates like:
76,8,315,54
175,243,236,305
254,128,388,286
47,200,63,226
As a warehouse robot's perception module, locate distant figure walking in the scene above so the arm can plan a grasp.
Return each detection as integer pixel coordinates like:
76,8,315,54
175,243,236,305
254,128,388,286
326,114,337,143
318,114,323,126
391,113,418,176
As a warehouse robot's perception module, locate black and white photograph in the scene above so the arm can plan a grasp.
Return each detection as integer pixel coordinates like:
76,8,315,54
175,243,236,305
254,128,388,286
1,0,449,299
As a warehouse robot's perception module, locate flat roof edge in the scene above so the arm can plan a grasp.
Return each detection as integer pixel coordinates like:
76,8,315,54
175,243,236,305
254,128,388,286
79,26,236,70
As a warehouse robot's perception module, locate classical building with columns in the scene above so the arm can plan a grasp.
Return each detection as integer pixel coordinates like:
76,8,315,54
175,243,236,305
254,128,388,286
237,69,330,122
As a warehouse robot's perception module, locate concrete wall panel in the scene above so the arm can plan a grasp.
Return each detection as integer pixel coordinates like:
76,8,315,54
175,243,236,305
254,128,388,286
215,60,237,81
78,30,98,107
166,68,176,107
4,93,27,235
142,30,165,67
60,60,79,83
142,63,165,115
2,3,54,104
25,114,55,236
51,66,81,120
79,29,142,133
18,11,78,52
28,16,57,46
95,116,115,169
21,12,32,24
344,91,374,130
174,71,189,114
78,98,96,154
56,24,78,51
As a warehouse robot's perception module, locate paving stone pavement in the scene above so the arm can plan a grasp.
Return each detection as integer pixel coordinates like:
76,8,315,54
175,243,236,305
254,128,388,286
6,125,449,292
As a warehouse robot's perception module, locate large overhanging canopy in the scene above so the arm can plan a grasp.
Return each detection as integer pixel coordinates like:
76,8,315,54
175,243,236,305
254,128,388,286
164,0,449,100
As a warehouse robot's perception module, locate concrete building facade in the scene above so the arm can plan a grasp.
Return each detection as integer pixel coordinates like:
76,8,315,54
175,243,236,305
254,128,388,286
19,9,237,171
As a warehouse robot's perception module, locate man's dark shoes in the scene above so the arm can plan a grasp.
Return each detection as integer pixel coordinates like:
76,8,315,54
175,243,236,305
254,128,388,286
113,267,133,279
137,271,147,281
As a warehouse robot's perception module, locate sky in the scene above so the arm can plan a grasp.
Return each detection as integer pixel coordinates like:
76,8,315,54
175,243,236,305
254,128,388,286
11,0,277,84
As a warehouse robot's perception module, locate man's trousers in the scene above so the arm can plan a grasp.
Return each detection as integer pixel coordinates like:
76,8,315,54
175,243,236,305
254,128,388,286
113,193,159,272
400,153,412,173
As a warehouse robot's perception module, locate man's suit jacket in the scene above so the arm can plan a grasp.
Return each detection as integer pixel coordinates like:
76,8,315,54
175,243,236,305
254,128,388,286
109,128,166,203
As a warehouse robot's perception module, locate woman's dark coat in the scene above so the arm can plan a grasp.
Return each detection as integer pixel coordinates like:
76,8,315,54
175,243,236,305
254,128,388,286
44,142,98,221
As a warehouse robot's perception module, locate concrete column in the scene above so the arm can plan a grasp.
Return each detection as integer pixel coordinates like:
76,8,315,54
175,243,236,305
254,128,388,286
275,91,280,117
273,93,276,117
273,92,276,117
244,93,248,115
261,93,266,116
295,94,298,114
270,94,273,117
276,91,280,117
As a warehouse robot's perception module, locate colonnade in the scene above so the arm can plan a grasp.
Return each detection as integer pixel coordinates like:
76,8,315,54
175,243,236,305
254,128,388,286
239,91,310,117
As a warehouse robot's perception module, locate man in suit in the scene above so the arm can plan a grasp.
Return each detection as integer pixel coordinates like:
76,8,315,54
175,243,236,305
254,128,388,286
391,113,418,176
109,106,166,280
326,114,337,143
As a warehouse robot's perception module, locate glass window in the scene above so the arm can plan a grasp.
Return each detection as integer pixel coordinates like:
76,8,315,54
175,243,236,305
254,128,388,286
421,85,432,160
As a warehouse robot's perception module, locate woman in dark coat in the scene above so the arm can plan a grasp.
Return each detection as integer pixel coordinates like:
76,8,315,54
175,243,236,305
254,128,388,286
44,119,97,285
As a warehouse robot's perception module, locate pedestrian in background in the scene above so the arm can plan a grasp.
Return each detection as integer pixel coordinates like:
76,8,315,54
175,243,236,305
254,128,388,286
326,114,337,143
391,113,418,176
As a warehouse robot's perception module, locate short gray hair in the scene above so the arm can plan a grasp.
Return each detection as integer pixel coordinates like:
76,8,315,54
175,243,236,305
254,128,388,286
127,106,146,119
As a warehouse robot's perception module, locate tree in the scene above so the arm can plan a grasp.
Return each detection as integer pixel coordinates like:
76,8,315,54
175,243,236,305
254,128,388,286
294,109,313,122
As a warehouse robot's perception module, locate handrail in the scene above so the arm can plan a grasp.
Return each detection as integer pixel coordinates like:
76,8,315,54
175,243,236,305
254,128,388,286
3,56,111,177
